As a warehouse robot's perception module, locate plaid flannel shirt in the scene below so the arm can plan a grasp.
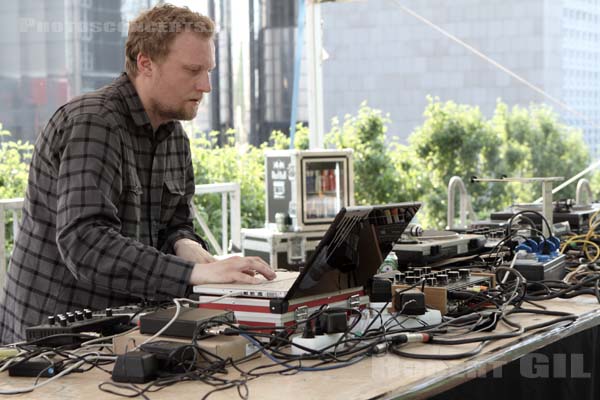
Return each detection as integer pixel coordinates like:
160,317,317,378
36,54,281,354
0,73,207,344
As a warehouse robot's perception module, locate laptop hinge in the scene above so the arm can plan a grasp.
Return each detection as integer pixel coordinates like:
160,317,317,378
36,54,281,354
347,294,361,308
294,305,309,322
270,299,289,314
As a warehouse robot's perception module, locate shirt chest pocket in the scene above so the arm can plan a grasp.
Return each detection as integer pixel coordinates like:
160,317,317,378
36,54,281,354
161,173,186,223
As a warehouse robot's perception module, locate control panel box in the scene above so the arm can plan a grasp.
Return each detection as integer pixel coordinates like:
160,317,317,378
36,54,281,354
241,228,325,271
265,149,354,231
25,309,131,346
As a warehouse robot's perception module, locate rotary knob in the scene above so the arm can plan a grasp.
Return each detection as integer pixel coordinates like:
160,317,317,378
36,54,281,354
66,312,75,322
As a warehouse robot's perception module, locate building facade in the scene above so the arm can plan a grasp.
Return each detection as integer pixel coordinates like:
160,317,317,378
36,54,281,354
321,0,599,157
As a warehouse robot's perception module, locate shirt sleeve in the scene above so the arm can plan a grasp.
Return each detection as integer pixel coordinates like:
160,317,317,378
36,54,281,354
55,113,194,300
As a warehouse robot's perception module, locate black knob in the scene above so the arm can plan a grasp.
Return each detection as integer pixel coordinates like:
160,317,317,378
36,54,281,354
412,268,423,277
405,276,417,284
105,308,113,317
422,267,432,275
395,272,405,283
426,277,437,286
47,315,56,325
66,312,75,322
437,274,449,285
58,316,68,327
459,269,470,279
83,309,93,319
75,311,84,321
448,271,460,281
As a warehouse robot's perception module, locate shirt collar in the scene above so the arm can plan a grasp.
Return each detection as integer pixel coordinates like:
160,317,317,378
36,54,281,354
116,72,152,129
116,72,177,141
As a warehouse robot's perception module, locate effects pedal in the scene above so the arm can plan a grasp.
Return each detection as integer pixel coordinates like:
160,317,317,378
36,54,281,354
25,308,131,346
381,267,495,315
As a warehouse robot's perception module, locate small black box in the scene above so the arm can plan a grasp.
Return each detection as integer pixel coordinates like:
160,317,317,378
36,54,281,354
139,307,235,338
370,278,392,302
8,358,62,377
112,351,158,383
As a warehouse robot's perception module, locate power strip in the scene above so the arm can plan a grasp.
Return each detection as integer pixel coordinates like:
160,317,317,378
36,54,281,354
290,332,345,355
352,306,442,333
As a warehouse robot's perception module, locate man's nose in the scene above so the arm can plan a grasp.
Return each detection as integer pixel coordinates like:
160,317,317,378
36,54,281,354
196,74,211,93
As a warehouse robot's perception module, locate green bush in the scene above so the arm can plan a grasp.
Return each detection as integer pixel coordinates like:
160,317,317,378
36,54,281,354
188,125,309,252
399,98,590,228
0,98,595,256
0,126,32,199
0,125,33,262
325,102,410,205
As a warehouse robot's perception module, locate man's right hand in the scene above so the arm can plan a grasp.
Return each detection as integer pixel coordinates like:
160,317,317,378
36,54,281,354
190,256,276,285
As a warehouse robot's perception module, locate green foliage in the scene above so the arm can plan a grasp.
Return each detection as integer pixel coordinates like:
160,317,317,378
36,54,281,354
269,123,310,150
325,102,410,205
0,125,33,263
189,129,267,251
491,102,589,203
406,98,590,228
0,99,593,255
404,98,508,227
0,126,33,199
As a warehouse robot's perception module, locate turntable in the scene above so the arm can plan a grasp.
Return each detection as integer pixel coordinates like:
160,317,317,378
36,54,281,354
393,230,487,268
489,201,600,233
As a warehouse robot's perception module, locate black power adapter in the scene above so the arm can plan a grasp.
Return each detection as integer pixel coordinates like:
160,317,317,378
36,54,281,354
394,289,426,315
140,340,202,371
370,278,393,303
316,312,348,334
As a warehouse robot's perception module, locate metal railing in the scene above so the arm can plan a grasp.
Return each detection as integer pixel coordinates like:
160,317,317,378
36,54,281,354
0,198,23,290
446,176,475,230
576,178,593,205
0,182,242,289
193,182,241,255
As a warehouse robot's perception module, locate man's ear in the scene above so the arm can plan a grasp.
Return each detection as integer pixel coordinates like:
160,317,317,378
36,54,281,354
136,53,153,77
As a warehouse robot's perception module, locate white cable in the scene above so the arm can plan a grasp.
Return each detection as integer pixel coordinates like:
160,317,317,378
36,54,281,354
501,251,520,284
80,326,139,348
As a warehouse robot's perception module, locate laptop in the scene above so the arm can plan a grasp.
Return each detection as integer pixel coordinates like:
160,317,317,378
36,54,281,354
193,202,421,302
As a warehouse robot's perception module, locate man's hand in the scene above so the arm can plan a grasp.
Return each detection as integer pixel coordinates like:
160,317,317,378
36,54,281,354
174,238,216,264
190,256,276,285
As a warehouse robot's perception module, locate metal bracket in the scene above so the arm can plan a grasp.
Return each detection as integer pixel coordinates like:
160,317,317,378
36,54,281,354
347,294,360,308
294,305,309,322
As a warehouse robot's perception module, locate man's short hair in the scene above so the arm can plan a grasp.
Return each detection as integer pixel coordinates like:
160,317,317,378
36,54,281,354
125,4,215,77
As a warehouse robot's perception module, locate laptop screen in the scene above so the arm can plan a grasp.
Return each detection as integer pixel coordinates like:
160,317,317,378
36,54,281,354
285,202,421,301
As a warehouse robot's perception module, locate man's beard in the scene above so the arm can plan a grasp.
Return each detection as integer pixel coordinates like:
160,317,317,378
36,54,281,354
150,98,199,122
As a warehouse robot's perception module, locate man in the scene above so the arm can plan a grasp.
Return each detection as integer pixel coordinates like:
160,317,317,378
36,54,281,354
0,4,275,344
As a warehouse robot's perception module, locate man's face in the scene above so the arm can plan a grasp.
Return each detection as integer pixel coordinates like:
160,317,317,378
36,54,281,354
148,31,215,122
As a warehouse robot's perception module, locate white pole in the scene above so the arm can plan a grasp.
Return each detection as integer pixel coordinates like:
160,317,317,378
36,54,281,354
306,1,324,149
